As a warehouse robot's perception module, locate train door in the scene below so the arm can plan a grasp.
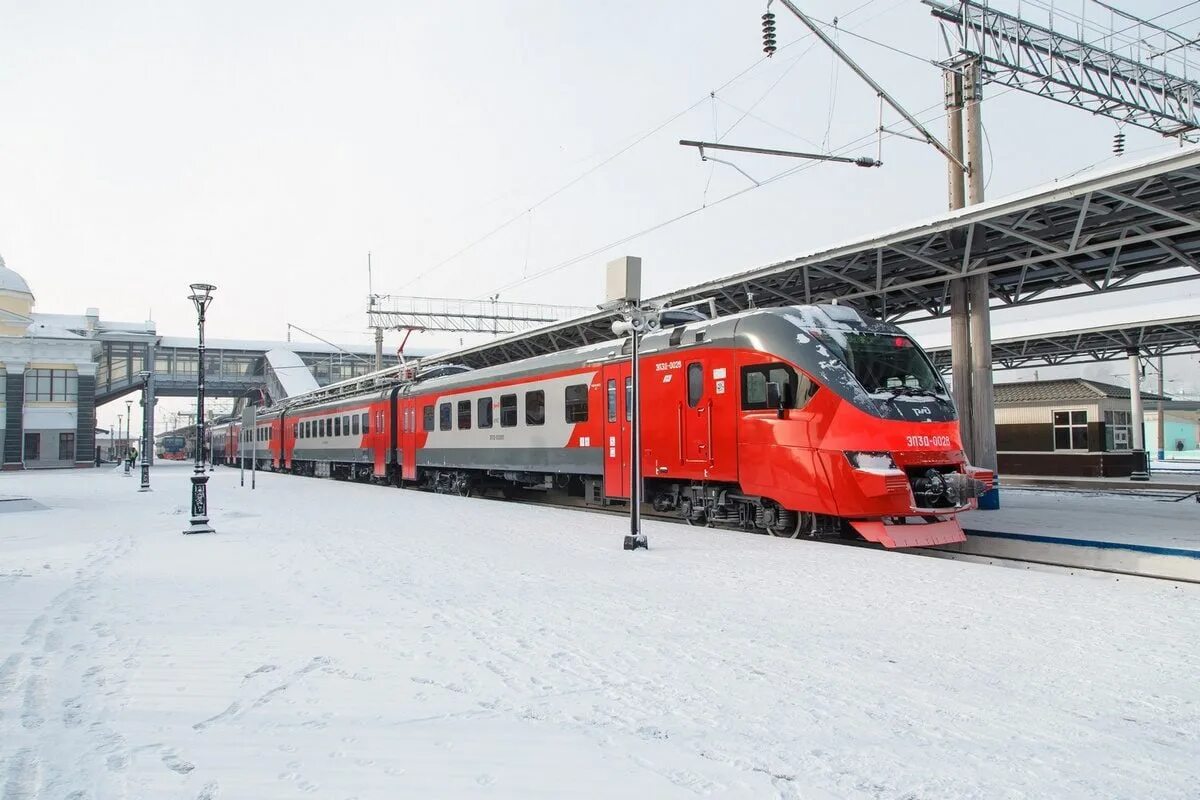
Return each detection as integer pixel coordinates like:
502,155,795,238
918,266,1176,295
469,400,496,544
681,358,712,465
400,394,418,481
601,361,631,497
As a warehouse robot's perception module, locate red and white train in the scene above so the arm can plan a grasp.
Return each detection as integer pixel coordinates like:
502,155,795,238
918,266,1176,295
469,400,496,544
211,304,991,548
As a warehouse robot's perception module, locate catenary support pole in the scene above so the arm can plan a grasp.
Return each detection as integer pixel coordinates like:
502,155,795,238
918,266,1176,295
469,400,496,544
964,58,999,507
1128,348,1150,480
374,327,383,372
629,314,641,544
945,65,973,461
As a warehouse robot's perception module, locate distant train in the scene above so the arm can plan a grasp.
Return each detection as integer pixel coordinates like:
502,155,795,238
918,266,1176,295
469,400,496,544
211,304,992,548
156,434,188,460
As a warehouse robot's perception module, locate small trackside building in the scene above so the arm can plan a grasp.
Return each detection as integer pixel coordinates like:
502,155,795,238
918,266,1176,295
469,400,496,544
994,378,1167,477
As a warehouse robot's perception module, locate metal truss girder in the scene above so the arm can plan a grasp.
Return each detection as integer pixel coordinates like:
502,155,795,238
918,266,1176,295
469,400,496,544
925,0,1200,140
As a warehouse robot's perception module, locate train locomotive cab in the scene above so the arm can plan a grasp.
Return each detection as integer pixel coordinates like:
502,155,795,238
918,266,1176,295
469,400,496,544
714,305,991,548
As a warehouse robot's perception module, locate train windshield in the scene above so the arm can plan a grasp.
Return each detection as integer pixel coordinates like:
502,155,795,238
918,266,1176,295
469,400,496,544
163,436,186,449
834,333,947,399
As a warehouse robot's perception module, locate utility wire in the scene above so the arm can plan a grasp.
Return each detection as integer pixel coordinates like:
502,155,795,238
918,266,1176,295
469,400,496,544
484,79,1032,298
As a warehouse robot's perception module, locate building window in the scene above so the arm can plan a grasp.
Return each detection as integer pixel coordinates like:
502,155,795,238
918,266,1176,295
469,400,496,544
24,432,40,461
457,400,472,430
59,433,75,461
525,390,545,426
500,394,518,427
607,379,617,423
1053,410,1088,451
478,398,493,429
565,384,588,423
23,369,79,402
1104,410,1132,451
423,405,434,432
439,402,452,431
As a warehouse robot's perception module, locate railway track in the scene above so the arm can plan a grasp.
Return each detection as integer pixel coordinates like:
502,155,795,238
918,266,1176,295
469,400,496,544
226,465,1190,583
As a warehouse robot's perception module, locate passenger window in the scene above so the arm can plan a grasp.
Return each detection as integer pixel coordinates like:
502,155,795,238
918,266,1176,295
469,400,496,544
335,417,341,436
500,394,518,427
342,415,349,434
362,412,369,434
525,390,545,426
423,405,434,431
478,398,493,428
687,362,704,408
740,364,814,410
565,384,588,423
352,415,360,435
607,379,617,423
458,400,472,429
439,402,452,431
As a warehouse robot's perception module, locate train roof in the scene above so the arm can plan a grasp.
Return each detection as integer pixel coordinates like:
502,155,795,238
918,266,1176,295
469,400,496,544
402,304,904,395
243,304,918,417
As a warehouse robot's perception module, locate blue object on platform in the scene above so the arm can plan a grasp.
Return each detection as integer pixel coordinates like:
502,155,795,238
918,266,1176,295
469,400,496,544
978,475,1000,510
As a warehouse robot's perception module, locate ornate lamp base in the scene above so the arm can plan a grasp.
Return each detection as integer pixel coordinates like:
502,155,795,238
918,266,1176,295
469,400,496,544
183,472,215,534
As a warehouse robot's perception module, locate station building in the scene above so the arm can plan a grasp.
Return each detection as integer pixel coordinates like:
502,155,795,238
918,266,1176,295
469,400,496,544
993,378,1167,477
0,255,99,469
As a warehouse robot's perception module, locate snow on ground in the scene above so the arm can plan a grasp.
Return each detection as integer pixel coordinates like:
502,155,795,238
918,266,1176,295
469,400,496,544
960,488,1200,550
2,464,1198,800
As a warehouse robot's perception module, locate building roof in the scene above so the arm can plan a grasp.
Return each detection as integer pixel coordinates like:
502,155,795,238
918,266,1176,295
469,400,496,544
0,254,33,296
995,378,1169,404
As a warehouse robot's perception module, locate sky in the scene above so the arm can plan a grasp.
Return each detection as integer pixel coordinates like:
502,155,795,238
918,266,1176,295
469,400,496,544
2,0,1199,430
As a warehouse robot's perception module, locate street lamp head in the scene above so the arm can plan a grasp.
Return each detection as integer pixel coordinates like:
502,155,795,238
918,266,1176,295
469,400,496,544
189,283,216,315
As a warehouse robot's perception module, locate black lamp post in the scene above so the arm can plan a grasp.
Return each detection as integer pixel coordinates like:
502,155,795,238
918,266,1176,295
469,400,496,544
124,398,133,476
185,283,216,534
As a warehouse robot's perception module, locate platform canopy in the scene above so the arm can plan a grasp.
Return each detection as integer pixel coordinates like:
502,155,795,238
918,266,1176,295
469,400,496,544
926,315,1200,371
426,148,1200,370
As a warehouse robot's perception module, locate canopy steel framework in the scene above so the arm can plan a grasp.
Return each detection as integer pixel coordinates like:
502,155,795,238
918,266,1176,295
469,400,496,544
926,315,1200,371
420,148,1200,370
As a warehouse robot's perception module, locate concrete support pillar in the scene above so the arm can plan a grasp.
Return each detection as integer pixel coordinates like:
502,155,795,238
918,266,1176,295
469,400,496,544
1128,348,1149,480
963,58,998,506
945,66,973,461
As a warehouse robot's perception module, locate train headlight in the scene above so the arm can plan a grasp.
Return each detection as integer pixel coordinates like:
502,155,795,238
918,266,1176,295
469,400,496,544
844,451,897,470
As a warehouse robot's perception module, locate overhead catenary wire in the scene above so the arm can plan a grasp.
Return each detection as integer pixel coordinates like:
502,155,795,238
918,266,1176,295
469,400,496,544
483,79,1037,299
399,0,901,295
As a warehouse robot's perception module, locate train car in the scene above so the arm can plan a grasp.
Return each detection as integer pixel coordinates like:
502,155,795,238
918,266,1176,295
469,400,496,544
156,434,188,460
250,304,991,548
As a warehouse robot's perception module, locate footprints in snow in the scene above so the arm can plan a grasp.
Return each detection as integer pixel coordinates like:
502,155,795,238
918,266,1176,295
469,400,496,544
195,657,331,731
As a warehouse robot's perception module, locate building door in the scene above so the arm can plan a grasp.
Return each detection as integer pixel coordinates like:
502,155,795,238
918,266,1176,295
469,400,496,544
24,432,40,463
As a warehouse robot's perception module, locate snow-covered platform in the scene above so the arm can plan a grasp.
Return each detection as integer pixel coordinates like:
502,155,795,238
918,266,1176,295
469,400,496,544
949,488,1200,582
2,465,1199,799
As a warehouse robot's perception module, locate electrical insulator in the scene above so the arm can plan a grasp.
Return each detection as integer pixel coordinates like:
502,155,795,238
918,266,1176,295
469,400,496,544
1112,130,1126,156
762,12,777,56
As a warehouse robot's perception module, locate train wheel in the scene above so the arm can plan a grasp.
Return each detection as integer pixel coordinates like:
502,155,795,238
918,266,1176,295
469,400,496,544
768,509,804,539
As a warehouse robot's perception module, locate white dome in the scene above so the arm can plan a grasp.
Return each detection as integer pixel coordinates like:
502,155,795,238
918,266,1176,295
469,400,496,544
0,254,33,296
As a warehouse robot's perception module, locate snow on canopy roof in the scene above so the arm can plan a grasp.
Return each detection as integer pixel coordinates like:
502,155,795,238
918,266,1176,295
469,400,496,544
265,349,321,398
